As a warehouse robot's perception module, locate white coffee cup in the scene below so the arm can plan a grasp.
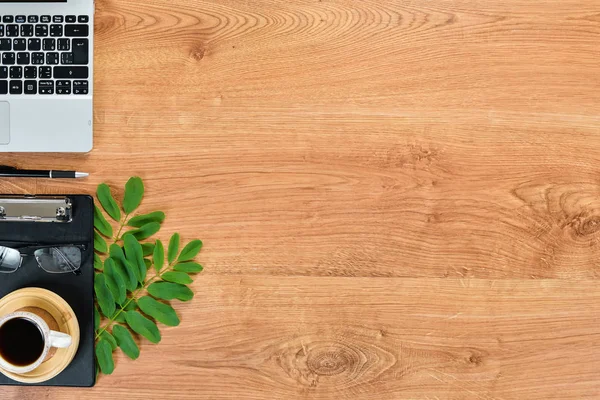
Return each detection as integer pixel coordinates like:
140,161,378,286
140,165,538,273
0,310,72,374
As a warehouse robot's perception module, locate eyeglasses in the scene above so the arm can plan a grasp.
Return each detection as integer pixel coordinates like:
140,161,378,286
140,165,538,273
0,244,85,274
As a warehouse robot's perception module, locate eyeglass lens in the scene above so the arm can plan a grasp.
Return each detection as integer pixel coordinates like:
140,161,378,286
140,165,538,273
0,246,23,273
34,247,82,274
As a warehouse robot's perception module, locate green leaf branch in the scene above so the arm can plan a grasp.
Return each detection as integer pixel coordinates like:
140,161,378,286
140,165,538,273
93,177,203,376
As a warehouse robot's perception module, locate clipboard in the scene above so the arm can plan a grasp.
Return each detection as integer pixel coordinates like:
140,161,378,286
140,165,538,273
0,195,95,387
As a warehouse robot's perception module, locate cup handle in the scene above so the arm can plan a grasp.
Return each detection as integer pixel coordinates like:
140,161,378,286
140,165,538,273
48,330,72,348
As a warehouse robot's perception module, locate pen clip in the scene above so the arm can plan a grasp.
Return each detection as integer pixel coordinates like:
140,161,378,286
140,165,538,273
0,165,18,172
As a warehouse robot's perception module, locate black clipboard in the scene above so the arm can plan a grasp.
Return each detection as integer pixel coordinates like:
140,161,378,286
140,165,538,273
0,195,95,387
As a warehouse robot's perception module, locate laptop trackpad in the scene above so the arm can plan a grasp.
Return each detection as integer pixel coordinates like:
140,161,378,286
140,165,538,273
0,102,9,145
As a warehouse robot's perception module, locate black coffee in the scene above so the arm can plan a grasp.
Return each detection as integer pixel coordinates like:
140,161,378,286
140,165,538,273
0,318,45,366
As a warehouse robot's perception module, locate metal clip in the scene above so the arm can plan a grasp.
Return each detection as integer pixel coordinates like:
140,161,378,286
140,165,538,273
0,197,72,222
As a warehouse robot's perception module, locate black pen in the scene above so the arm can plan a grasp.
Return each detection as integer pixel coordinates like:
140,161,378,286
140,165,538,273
0,166,89,179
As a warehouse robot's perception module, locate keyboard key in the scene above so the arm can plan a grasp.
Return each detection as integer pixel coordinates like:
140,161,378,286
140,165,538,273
2,53,15,65
72,38,88,64
28,16,39,24
46,52,59,65
54,66,88,79
6,25,18,37
53,15,64,23
28,38,41,51
39,80,54,94
73,80,89,95
35,24,48,37
24,80,37,94
65,24,88,37
3,16,14,24
61,52,73,64
9,66,22,79
66,15,77,23
0,39,10,51
50,24,63,37
0,81,7,95
13,38,26,51
43,38,55,51
31,52,44,64
15,16,26,24
9,80,22,94
0,25,4,37
24,66,36,79
78,16,89,23
40,15,51,24
0,67,7,79
20,24,33,37
39,66,52,78
57,38,70,51
16,52,29,65
56,80,71,95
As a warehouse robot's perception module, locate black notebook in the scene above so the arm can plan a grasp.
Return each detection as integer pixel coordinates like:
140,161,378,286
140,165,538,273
0,195,95,387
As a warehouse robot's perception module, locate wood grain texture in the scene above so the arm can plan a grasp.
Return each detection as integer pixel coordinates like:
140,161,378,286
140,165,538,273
1,0,599,398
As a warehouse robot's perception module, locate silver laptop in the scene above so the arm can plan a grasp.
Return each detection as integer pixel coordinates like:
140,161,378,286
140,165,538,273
0,0,93,152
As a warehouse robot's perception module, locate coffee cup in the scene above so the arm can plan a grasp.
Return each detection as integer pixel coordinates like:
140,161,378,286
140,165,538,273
0,307,72,375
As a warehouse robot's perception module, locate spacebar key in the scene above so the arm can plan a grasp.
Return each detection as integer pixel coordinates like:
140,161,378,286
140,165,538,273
54,66,88,79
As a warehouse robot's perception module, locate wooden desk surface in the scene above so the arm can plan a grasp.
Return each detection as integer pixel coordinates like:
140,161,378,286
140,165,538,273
3,0,600,398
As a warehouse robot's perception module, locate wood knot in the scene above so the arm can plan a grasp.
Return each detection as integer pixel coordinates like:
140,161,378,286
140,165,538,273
569,214,600,237
459,349,486,368
190,43,206,62
307,346,355,376
272,335,396,389
468,354,483,366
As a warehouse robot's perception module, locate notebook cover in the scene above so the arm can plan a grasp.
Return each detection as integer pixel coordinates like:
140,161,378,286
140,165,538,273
0,195,95,387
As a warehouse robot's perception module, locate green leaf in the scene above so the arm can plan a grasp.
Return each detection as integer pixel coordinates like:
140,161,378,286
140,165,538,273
148,282,193,301
100,330,117,350
174,262,203,273
94,253,103,271
125,260,141,285
94,206,113,238
127,211,165,228
116,259,135,295
123,177,144,214
144,258,152,269
103,268,121,306
97,183,121,222
138,296,180,327
112,311,126,323
124,300,137,311
104,258,126,305
124,235,146,283
112,325,140,360
178,240,203,261
125,311,161,344
141,243,155,257
109,244,127,264
94,306,100,331
167,233,180,264
94,274,116,318
153,240,164,273
109,245,136,292
124,222,161,241
119,259,138,293
95,339,114,374
94,231,108,254
161,271,192,285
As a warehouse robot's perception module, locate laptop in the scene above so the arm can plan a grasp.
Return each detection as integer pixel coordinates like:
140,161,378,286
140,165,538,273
0,0,94,152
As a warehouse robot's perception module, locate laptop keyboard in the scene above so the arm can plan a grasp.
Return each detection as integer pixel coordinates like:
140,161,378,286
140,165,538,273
0,15,90,95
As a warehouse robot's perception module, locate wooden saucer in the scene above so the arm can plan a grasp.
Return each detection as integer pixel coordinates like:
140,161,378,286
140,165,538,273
0,288,80,383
